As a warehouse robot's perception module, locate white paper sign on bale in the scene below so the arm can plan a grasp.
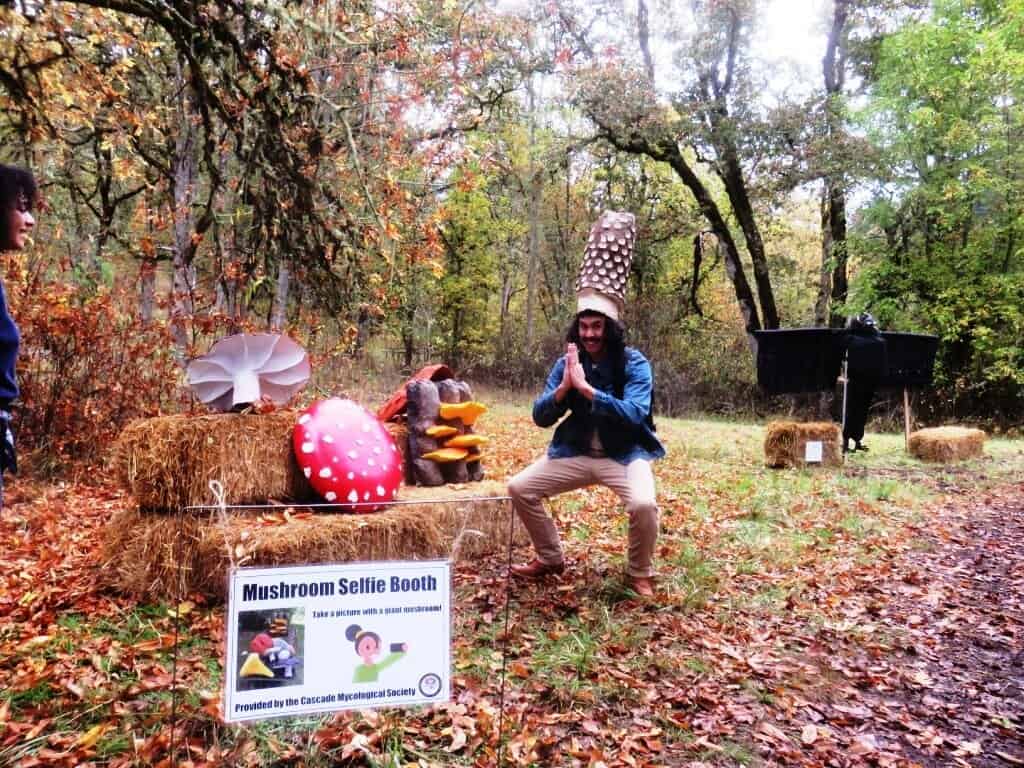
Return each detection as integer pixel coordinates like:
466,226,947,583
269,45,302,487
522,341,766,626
804,441,823,464
225,561,450,723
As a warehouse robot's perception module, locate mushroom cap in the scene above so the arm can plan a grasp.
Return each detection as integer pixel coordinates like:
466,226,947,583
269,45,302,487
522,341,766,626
249,633,275,654
292,398,403,512
187,333,311,412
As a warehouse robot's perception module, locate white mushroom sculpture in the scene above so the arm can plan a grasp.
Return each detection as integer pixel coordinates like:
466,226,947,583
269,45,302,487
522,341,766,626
186,333,311,412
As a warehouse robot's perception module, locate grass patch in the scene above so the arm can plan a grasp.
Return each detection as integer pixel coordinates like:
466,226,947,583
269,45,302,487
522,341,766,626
570,521,593,541
664,542,720,610
96,731,133,759
837,512,880,539
713,739,760,765
529,616,602,687
89,604,171,645
2,682,55,714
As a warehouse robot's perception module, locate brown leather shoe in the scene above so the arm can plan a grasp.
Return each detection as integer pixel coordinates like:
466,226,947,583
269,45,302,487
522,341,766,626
510,558,565,579
628,576,656,598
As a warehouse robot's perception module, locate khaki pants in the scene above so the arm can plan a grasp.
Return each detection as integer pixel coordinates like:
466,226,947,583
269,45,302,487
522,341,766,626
508,455,659,578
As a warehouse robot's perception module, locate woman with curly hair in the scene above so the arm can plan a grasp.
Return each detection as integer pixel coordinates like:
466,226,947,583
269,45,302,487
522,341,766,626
0,164,37,509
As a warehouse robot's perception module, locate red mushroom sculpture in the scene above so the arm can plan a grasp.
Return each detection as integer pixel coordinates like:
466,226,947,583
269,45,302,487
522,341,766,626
293,398,403,512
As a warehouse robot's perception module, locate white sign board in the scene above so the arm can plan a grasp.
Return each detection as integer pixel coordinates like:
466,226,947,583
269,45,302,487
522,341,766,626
224,560,451,723
804,440,823,464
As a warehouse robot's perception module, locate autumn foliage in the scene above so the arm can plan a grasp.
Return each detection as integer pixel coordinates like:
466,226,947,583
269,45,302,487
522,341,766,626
7,263,179,468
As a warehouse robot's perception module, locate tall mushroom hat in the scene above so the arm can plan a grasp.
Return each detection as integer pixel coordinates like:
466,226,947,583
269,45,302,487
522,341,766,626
186,333,311,412
575,210,637,321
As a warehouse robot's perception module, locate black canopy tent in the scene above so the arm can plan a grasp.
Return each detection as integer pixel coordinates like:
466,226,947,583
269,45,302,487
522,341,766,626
753,328,940,446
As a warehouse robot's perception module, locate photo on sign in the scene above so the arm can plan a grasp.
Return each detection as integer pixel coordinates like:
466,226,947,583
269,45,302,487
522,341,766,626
236,607,304,691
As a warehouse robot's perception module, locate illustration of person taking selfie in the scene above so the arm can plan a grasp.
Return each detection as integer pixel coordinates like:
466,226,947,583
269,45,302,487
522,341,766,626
345,624,407,683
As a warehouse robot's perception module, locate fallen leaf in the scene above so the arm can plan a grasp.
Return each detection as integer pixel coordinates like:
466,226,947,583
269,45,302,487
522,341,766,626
956,740,982,756
995,752,1024,765
76,723,110,748
849,733,880,755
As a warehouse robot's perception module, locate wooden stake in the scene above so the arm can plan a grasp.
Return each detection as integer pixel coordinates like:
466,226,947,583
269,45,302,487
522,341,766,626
903,387,912,450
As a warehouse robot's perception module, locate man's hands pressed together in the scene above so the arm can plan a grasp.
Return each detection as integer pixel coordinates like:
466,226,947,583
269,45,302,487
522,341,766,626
554,342,596,402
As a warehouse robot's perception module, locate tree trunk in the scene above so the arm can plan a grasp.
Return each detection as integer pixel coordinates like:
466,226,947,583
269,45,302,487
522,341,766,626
139,256,157,325
827,182,848,328
631,4,773,333
525,75,542,349
637,0,655,82
657,142,762,334
271,261,290,331
500,246,516,350
718,154,779,328
814,183,832,327
822,0,850,329
169,60,198,363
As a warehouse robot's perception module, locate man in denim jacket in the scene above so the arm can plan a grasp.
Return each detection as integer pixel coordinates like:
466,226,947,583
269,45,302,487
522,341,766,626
508,212,665,597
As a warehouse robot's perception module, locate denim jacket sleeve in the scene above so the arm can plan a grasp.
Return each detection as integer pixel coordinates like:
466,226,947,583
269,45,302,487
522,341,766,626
532,357,570,427
590,350,652,427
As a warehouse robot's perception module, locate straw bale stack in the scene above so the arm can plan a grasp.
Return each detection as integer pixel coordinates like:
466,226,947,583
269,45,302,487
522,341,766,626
908,426,986,462
112,411,314,511
100,479,525,602
764,421,842,468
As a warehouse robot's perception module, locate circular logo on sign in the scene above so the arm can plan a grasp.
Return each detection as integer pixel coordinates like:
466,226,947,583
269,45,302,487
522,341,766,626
418,672,442,698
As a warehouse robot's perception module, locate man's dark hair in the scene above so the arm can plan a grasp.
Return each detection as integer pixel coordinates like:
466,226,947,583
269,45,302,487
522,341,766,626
0,164,37,249
566,310,628,396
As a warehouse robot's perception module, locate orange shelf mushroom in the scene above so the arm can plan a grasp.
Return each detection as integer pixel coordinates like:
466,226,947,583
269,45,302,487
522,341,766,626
437,401,487,425
443,434,489,448
420,447,471,462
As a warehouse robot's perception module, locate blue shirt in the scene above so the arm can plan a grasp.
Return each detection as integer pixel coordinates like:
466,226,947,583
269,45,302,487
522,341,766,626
0,283,19,408
532,347,665,464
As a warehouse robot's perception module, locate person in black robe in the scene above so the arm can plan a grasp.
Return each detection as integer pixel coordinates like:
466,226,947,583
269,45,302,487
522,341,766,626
842,313,887,453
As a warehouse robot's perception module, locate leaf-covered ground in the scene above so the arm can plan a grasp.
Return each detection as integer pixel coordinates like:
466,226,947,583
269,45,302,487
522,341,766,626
1,400,1022,767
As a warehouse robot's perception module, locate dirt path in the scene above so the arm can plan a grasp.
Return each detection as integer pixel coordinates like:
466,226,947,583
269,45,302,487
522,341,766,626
799,481,1024,767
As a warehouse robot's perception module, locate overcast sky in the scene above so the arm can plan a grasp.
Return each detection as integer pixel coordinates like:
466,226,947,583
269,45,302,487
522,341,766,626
755,0,833,95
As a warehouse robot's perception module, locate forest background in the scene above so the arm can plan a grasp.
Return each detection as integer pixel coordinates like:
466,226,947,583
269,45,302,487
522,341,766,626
1,0,1022,472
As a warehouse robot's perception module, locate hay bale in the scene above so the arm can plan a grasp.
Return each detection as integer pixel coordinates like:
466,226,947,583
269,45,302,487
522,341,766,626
908,426,986,462
111,412,315,511
764,420,842,468
384,421,412,484
99,479,527,602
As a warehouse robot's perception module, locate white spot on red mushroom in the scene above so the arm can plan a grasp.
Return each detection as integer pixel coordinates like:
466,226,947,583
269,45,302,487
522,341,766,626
368,458,376,467
323,434,334,444
298,414,311,425
347,450,358,459
376,485,386,496
301,441,315,454
347,489,358,503
319,467,332,479
363,491,370,500
347,471,355,480
303,467,311,478
325,491,337,501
